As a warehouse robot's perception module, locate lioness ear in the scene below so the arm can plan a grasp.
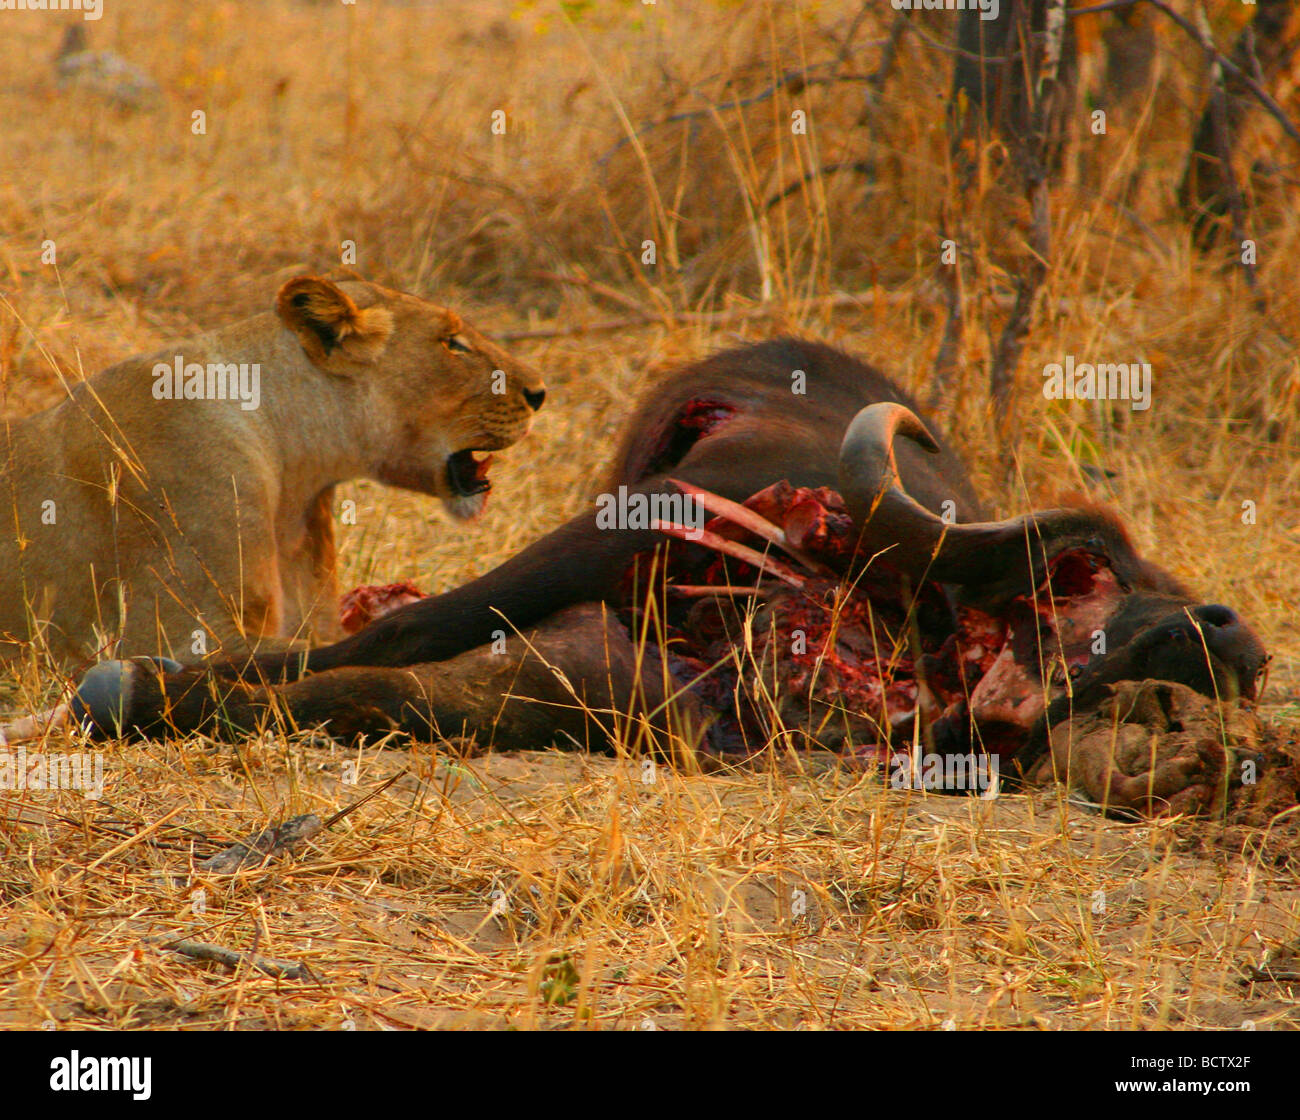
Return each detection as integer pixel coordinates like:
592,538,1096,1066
276,276,393,366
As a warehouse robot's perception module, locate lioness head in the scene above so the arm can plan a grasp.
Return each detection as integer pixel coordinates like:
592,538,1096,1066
276,274,545,519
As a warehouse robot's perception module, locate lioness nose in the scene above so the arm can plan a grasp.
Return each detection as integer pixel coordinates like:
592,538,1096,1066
523,387,546,412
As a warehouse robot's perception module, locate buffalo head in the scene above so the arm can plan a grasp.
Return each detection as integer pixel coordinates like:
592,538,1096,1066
834,402,1270,764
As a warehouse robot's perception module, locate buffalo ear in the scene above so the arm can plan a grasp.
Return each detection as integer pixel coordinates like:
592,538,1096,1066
276,276,393,366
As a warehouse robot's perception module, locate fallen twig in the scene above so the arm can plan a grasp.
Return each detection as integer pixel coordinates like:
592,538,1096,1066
148,937,317,982
199,770,405,873
199,813,324,873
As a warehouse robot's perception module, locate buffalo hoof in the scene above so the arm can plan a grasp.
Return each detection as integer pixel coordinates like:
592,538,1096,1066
70,657,182,738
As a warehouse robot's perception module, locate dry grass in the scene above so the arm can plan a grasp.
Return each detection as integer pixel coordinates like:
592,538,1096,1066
0,0,1297,1030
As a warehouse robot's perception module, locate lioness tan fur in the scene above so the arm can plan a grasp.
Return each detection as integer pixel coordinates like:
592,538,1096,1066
0,273,545,662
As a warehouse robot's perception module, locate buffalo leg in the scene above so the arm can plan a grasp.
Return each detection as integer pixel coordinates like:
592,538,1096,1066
79,604,704,760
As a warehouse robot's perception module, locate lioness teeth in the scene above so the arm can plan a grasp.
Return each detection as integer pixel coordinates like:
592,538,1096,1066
447,448,492,497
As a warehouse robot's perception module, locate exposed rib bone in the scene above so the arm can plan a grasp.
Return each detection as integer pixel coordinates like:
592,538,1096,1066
668,584,767,598
667,478,832,575
651,522,807,589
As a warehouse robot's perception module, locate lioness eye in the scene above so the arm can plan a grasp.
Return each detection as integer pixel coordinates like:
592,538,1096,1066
444,334,473,354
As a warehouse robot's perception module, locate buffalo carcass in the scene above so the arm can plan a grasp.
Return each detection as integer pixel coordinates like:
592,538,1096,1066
68,340,1270,813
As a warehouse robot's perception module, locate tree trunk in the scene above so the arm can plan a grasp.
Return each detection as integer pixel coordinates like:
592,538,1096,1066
1179,0,1300,247
949,0,1077,175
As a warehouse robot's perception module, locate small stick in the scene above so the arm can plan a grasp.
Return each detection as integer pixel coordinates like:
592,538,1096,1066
147,937,316,982
198,814,324,874
1242,961,1300,984
318,769,405,829
200,770,406,873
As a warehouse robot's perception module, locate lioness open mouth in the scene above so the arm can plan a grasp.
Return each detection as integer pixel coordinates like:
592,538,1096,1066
446,449,494,497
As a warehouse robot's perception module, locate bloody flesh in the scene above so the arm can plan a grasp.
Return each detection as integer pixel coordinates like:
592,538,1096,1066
340,581,428,635
623,480,1123,762
641,399,738,479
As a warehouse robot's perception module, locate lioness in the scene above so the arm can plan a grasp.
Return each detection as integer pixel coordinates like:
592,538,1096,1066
0,273,545,662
